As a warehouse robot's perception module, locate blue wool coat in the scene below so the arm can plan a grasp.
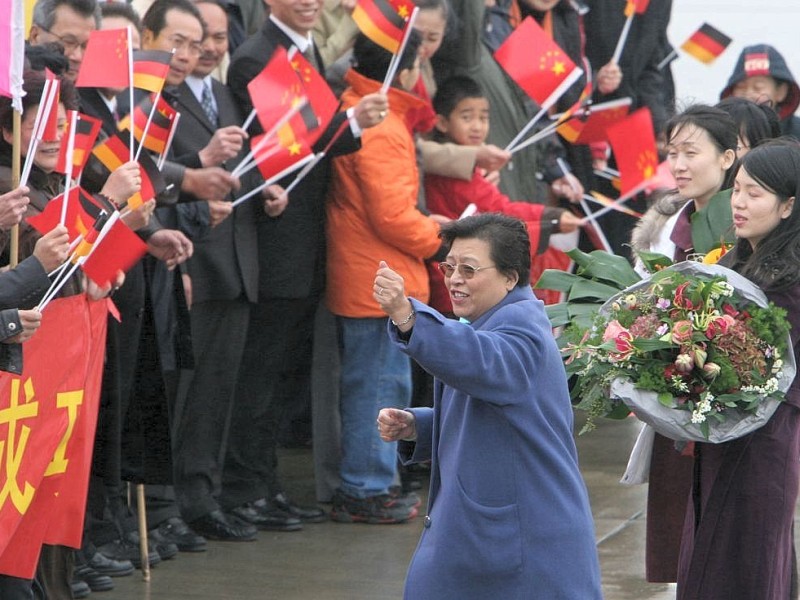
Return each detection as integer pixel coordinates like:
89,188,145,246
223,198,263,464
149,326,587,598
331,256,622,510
394,287,602,599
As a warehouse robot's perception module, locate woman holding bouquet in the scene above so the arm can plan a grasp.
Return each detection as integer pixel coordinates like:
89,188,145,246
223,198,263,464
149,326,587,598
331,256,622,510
630,104,740,583
676,139,800,599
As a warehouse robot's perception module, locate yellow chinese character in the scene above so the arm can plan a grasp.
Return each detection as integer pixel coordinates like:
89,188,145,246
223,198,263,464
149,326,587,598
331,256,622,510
0,378,39,514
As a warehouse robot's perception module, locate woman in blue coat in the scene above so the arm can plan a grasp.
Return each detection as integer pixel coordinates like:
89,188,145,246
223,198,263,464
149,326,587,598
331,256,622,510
375,214,602,599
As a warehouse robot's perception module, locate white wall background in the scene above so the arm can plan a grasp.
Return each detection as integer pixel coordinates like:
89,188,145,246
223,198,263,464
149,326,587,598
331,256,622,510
667,0,800,113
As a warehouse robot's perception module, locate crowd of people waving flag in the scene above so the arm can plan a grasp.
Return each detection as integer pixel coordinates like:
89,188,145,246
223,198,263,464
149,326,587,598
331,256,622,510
0,0,799,598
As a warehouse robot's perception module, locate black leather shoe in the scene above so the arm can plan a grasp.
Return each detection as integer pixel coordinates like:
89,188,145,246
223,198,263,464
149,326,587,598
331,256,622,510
157,516,207,552
70,577,91,599
97,537,161,570
231,499,303,531
270,492,327,523
188,510,258,541
128,529,178,561
87,551,134,577
74,562,114,592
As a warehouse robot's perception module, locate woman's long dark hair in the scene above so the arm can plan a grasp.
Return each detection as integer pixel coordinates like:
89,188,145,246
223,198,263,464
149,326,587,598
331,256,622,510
724,139,800,291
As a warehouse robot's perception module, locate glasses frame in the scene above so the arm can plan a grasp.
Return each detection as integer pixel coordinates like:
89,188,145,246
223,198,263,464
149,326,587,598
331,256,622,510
37,25,89,53
437,262,498,279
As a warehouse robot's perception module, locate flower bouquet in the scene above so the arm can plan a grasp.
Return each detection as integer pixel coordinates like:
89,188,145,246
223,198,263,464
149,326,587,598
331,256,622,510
537,250,796,442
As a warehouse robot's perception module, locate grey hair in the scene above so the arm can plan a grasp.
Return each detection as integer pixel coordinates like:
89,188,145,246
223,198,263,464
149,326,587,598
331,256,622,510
33,0,101,31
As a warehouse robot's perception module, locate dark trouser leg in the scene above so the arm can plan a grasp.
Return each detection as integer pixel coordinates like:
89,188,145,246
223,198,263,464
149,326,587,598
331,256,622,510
172,299,251,522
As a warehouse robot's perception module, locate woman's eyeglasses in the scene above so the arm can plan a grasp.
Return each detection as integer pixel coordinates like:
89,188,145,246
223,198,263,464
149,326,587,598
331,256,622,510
437,262,497,279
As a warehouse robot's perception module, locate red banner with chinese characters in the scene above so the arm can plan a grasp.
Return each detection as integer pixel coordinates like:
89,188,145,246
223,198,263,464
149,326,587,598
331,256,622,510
0,295,109,578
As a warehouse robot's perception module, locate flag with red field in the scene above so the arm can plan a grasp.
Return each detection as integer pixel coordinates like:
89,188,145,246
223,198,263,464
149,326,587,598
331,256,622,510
132,50,171,93
557,97,632,144
606,107,659,195
40,69,61,142
623,0,649,17
494,17,580,108
252,127,312,182
288,50,339,145
26,186,110,241
0,295,109,577
352,0,413,54
117,93,177,154
91,131,166,209
54,112,102,176
91,130,128,174
82,219,147,288
247,47,308,133
74,28,130,88
680,23,731,64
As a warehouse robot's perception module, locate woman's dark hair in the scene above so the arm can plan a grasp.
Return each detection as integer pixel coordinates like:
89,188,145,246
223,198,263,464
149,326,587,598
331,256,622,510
665,104,739,189
439,213,531,287
352,30,422,85
0,70,78,134
724,138,800,291
715,97,781,152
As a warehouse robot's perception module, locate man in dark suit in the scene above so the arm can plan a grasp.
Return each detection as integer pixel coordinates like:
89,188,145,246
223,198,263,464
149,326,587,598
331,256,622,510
169,0,299,541
223,0,388,526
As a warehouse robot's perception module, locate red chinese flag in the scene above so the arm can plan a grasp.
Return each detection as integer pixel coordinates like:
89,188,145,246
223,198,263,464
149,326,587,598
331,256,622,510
81,220,147,288
54,112,102,176
644,160,677,195
252,128,312,182
40,70,60,142
247,47,306,134
289,50,339,146
606,107,659,195
132,50,171,93
494,17,578,107
0,295,109,576
557,97,632,144
26,187,106,241
352,0,412,54
117,93,176,153
74,28,130,88
680,23,732,64
624,0,649,17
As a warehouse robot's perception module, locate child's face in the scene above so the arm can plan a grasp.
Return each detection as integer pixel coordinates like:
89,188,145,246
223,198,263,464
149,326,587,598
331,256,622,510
436,96,490,146
732,75,789,107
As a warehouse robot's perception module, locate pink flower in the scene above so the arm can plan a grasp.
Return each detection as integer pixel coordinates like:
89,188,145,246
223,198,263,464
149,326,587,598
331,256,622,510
674,282,702,310
705,315,734,339
602,320,635,362
671,320,693,344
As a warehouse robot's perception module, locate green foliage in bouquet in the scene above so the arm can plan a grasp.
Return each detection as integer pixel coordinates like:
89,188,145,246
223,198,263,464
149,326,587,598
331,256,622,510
536,249,791,437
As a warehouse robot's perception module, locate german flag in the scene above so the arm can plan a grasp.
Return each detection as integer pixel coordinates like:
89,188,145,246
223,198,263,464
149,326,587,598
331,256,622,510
132,50,171,93
352,0,413,54
680,23,731,64
55,112,102,176
26,186,105,241
127,149,166,210
117,93,176,154
91,131,128,173
72,211,108,263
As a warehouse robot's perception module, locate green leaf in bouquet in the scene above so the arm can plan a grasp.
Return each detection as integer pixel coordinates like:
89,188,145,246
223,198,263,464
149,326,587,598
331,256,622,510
534,269,584,293
606,402,632,420
632,338,674,352
634,249,674,274
568,279,623,302
658,392,674,407
568,303,602,330
545,302,570,327
566,248,641,288
699,420,710,439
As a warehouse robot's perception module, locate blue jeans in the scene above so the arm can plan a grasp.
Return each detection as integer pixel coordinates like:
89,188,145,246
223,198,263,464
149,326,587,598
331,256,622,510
338,317,412,498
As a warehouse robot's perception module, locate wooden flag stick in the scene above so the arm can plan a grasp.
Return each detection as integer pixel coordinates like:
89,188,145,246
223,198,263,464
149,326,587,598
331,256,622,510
137,483,151,582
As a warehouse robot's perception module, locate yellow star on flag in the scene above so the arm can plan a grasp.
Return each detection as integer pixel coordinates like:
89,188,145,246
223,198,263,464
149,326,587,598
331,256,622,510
288,142,302,155
552,61,566,76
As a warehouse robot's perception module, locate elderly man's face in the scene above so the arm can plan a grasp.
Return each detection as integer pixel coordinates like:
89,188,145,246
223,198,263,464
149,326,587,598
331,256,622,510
29,4,97,81
194,2,229,78
142,8,204,87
